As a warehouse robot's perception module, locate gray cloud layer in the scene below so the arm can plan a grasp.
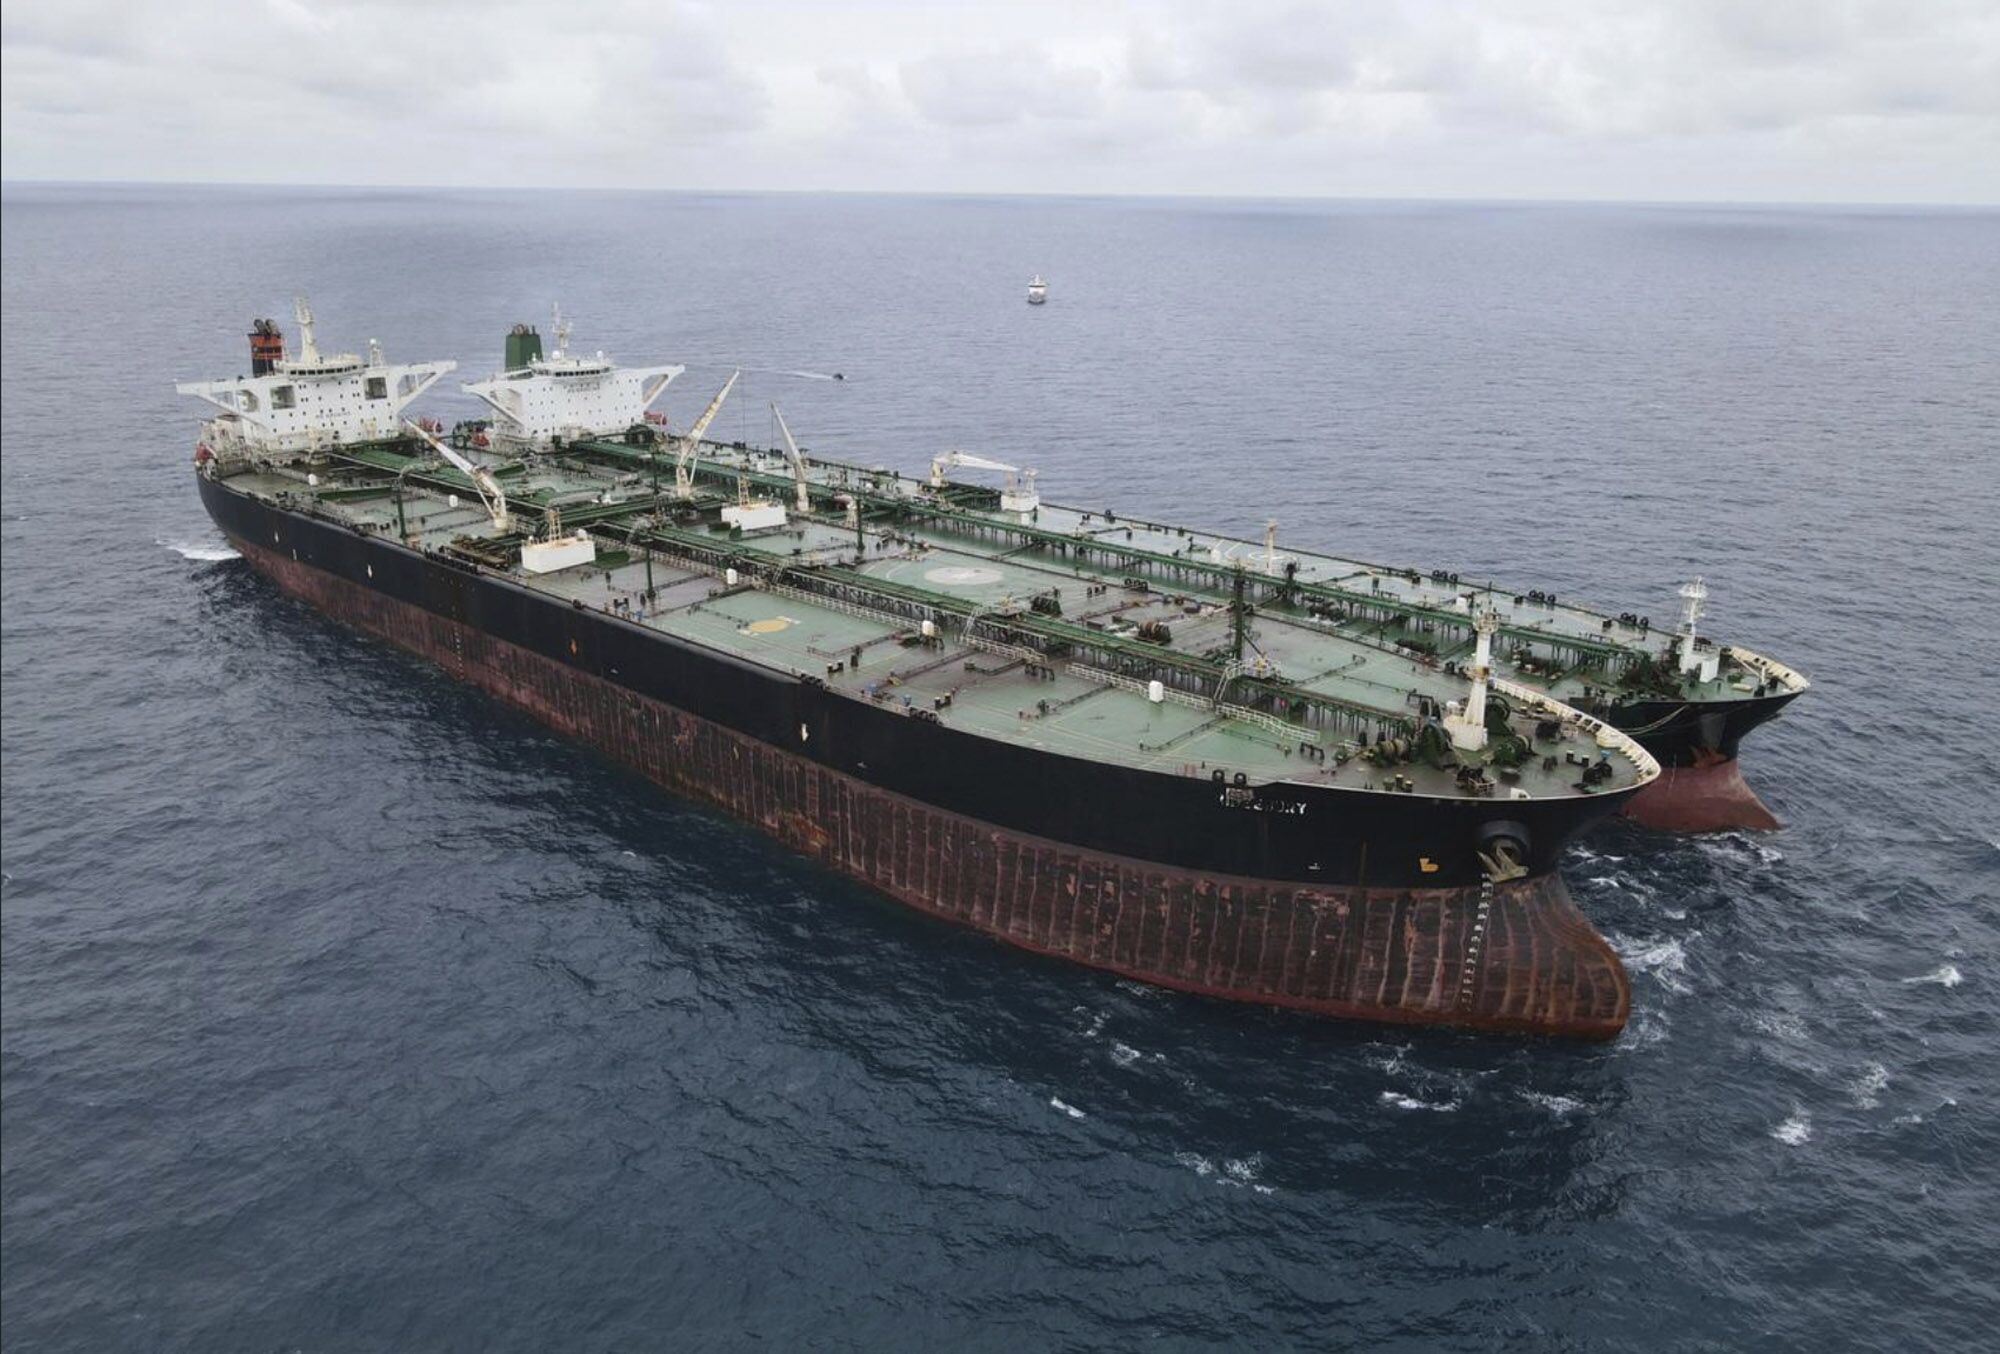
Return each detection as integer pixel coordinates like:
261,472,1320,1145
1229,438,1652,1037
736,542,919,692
4,0,1995,201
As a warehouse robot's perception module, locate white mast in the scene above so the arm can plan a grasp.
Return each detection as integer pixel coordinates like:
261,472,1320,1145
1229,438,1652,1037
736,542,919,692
550,303,571,361
294,296,319,364
1679,577,1707,647
1677,577,1719,681
1446,607,1499,752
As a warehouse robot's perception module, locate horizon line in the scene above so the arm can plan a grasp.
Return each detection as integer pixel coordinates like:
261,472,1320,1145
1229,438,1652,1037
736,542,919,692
2,176,1993,212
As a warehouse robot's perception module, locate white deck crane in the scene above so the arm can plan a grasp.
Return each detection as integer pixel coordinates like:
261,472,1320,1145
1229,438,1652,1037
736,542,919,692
928,449,1040,513
773,404,811,515
673,370,740,500
717,401,797,533
403,418,510,532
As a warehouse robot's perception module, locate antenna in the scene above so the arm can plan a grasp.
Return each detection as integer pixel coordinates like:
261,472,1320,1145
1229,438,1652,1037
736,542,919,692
550,303,571,360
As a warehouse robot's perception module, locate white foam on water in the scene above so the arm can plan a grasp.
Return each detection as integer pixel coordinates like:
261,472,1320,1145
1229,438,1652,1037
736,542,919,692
1611,933,1694,995
1901,964,1963,988
160,537,240,562
1365,1044,1412,1077
1850,1062,1890,1109
1772,1109,1812,1145
1220,1157,1275,1194
1701,832,1785,866
1521,1091,1586,1117
1174,1151,1273,1193
1049,1096,1086,1119
1380,1091,1458,1112
1109,1041,1140,1067
1749,1009,1808,1042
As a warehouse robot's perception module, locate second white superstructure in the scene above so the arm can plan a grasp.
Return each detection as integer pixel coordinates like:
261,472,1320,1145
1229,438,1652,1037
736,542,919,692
462,308,683,448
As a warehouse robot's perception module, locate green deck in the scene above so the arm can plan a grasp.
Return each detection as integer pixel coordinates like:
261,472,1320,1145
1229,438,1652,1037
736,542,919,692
212,434,1673,803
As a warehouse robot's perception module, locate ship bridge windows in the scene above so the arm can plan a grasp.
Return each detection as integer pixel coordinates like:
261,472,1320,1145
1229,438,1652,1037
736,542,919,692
272,384,297,410
365,375,388,400
237,389,261,412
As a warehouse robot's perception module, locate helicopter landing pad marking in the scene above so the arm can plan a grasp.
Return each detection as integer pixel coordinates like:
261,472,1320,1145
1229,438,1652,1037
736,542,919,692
924,566,1004,586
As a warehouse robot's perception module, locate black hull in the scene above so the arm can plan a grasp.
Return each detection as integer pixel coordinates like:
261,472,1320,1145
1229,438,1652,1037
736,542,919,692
203,476,1629,891
1613,691,1802,769
199,474,1636,1036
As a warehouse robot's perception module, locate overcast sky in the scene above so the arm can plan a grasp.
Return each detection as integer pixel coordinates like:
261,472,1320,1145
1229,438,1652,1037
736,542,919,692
4,0,1996,202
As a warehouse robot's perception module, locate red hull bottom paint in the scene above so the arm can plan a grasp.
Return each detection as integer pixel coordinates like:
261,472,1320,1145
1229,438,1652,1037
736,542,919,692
1623,750,1779,833
234,538,1631,1039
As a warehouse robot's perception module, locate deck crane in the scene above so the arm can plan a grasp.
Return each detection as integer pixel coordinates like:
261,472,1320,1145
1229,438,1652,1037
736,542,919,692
928,450,1040,513
672,370,740,500
403,419,510,532
773,403,811,515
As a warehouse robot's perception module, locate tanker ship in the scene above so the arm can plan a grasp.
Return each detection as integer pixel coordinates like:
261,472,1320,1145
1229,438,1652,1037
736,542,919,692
182,304,1663,1039
761,461,1808,835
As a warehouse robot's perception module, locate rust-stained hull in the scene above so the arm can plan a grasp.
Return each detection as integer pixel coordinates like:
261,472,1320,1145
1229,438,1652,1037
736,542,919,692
1612,690,1798,832
1624,749,1780,833
226,530,1630,1039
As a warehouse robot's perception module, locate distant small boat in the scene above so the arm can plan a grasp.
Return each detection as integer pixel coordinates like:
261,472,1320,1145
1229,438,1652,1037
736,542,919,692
1027,275,1048,305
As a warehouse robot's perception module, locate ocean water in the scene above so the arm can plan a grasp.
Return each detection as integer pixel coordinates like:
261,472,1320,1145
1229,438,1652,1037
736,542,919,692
3,184,1997,1351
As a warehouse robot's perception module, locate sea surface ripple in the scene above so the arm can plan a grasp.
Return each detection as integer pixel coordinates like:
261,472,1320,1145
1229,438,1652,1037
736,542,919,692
3,185,1997,1351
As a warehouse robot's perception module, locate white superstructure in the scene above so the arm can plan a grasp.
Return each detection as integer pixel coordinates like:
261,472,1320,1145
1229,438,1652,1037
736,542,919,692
1027,275,1048,305
176,298,454,456
462,307,683,449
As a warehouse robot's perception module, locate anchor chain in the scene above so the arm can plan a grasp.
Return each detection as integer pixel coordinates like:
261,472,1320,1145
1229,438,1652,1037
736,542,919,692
1456,875,1496,1012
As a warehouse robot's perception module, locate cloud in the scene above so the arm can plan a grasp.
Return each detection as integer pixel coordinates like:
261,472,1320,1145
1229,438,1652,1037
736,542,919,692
3,0,1996,201
899,49,1104,127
